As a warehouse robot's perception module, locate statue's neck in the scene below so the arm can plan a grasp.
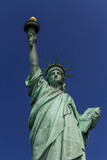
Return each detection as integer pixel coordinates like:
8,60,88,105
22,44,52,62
50,83,62,90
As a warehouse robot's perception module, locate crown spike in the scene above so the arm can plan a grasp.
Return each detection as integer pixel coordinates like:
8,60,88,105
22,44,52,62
61,58,69,67
43,58,51,66
65,67,73,72
55,54,57,64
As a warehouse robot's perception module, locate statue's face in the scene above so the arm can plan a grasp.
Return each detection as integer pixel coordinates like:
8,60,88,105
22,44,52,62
48,69,63,86
27,29,36,45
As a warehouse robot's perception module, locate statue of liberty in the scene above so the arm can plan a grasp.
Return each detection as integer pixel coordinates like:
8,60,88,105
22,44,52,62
24,17,101,160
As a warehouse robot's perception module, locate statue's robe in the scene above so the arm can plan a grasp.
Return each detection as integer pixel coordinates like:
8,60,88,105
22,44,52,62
25,69,87,160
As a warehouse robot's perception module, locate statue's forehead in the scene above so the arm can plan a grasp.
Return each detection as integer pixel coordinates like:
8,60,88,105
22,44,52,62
48,69,63,77
50,69,62,73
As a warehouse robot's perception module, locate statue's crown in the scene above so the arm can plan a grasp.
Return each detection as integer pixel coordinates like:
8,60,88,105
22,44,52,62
42,55,74,80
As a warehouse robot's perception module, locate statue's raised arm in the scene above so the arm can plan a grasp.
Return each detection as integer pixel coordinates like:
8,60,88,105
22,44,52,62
24,17,40,77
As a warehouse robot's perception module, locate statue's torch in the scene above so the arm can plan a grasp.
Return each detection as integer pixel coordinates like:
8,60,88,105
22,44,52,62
24,17,40,45
24,17,40,34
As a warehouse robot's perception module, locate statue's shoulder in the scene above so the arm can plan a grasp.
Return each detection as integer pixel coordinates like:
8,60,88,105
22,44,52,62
62,92,74,102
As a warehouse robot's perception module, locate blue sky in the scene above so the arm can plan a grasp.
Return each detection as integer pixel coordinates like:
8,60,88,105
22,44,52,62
0,0,106,159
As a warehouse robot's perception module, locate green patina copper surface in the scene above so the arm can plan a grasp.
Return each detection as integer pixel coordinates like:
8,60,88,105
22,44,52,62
24,18,101,160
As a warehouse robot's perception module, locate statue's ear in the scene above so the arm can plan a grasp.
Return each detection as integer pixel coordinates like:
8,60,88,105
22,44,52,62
47,79,50,85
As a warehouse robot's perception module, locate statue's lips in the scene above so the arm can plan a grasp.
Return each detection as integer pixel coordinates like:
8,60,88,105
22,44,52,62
54,77,60,81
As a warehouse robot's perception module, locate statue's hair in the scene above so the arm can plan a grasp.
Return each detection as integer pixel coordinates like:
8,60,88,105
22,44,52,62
61,82,66,92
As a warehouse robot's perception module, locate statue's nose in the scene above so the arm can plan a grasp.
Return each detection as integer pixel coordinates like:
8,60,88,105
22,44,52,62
55,74,58,77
